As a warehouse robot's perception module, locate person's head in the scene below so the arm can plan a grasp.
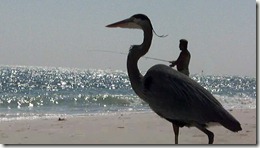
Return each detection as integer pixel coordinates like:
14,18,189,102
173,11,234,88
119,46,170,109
179,39,188,50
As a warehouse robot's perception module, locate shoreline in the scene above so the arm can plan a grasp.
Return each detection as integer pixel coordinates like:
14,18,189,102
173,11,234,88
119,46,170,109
0,109,256,144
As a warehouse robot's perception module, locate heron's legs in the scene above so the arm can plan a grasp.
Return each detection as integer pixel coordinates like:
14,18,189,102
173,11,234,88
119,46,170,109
172,124,179,144
194,123,214,144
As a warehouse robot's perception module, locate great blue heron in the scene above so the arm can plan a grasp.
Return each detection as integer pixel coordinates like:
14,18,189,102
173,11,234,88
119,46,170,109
106,14,242,144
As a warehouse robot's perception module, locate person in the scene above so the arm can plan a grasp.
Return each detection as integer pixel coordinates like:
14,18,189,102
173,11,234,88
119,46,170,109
169,39,191,76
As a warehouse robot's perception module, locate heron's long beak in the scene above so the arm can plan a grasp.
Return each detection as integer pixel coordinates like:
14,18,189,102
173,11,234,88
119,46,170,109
106,18,132,28
106,17,142,29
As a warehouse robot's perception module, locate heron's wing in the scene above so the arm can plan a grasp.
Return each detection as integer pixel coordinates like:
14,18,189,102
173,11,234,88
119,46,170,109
142,64,225,123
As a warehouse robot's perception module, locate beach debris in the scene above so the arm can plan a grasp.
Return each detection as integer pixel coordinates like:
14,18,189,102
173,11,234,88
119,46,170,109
58,117,66,121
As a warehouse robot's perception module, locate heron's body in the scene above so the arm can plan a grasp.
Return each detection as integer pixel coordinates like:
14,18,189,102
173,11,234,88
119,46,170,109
106,14,242,144
142,65,240,130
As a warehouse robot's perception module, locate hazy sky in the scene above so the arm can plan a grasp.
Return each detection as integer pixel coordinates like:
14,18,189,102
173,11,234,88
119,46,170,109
0,0,256,77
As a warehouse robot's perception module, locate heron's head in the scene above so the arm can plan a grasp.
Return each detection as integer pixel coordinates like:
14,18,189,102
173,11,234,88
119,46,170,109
106,14,168,38
106,14,152,30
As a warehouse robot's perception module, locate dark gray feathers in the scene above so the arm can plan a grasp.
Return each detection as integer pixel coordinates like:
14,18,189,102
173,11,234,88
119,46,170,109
142,64,242,131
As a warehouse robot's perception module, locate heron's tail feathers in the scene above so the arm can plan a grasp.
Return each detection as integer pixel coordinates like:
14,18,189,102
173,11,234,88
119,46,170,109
218,110,242,132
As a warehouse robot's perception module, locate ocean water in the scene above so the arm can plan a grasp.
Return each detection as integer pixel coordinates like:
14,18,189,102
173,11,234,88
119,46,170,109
0,66,256,120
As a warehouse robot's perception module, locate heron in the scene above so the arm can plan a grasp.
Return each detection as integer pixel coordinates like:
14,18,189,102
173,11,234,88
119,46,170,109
106,14,242,144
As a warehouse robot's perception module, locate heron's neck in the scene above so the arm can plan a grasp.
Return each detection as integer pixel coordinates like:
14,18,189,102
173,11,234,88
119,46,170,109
127,27,153,89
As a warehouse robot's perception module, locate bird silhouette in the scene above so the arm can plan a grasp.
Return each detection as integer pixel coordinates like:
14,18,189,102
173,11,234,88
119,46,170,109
106,14,242,144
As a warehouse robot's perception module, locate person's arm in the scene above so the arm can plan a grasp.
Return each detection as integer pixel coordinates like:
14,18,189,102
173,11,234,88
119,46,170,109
169,52,183,67
169,60,177,67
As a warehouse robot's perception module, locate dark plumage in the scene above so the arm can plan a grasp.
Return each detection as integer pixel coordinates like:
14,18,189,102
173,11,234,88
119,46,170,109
106,14,242,144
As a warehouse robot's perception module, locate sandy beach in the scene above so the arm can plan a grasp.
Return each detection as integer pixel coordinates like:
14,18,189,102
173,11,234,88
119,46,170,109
0,109,256,145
